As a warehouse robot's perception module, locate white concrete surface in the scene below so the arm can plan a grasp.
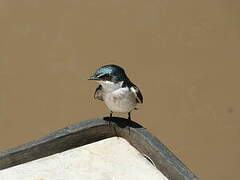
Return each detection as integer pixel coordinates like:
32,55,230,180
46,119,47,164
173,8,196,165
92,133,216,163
0,137,168,180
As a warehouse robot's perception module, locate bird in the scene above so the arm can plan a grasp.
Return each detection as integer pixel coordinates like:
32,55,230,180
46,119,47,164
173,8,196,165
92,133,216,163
88,64,143,120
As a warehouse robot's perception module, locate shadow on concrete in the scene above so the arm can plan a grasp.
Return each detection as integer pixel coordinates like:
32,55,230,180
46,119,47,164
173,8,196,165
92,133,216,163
103,117,143,129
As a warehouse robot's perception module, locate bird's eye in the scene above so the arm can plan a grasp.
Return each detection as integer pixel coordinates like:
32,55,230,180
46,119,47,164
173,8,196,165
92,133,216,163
100,74,111,81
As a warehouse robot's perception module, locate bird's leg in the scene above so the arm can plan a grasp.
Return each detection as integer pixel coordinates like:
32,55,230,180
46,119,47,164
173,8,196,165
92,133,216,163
109,111,113,126
128,112,131,121
110,111,113,118
127,112,132,135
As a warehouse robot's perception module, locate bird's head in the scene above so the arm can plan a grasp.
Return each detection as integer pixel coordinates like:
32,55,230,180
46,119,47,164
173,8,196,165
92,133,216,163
88,64,128,83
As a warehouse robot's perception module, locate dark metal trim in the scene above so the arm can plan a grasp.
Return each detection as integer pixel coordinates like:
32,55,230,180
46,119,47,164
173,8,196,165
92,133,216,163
0,117,198,180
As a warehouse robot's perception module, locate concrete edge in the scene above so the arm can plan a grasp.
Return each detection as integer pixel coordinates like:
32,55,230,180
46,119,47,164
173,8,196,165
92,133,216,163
0,117,199,180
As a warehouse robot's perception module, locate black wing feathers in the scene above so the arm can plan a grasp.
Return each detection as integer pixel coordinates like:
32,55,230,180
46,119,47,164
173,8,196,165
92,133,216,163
123,80,143,104
133,85,143,104
136,87,143,103
94,85,103,101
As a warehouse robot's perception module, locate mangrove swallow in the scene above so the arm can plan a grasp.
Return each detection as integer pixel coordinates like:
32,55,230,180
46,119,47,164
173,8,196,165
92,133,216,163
88,64,143,120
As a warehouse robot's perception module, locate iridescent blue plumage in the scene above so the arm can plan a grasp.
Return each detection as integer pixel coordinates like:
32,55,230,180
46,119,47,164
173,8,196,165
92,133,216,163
95,64,127,82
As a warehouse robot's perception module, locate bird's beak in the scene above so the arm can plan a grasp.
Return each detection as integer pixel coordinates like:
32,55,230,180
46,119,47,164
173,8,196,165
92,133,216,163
88,75,100,80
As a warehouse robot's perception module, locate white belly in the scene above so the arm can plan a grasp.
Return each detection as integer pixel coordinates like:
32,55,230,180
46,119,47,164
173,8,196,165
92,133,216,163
103,87,137,113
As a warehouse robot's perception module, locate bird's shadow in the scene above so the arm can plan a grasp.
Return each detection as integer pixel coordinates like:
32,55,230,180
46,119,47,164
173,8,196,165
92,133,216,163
103,117,142,129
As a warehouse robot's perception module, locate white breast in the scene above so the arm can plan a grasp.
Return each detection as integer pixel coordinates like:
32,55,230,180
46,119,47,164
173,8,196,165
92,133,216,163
99,81,137,113
104,87,137,113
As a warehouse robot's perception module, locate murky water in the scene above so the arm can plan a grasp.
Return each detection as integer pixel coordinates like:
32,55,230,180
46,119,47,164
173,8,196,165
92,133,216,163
0,1,240,179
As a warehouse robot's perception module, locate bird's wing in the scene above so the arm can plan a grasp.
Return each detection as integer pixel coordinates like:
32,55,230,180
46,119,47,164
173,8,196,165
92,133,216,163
130,85,143,104
94,85,103,101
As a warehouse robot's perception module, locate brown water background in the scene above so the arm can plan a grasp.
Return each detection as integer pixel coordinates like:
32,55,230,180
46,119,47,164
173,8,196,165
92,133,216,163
1,1,240,179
